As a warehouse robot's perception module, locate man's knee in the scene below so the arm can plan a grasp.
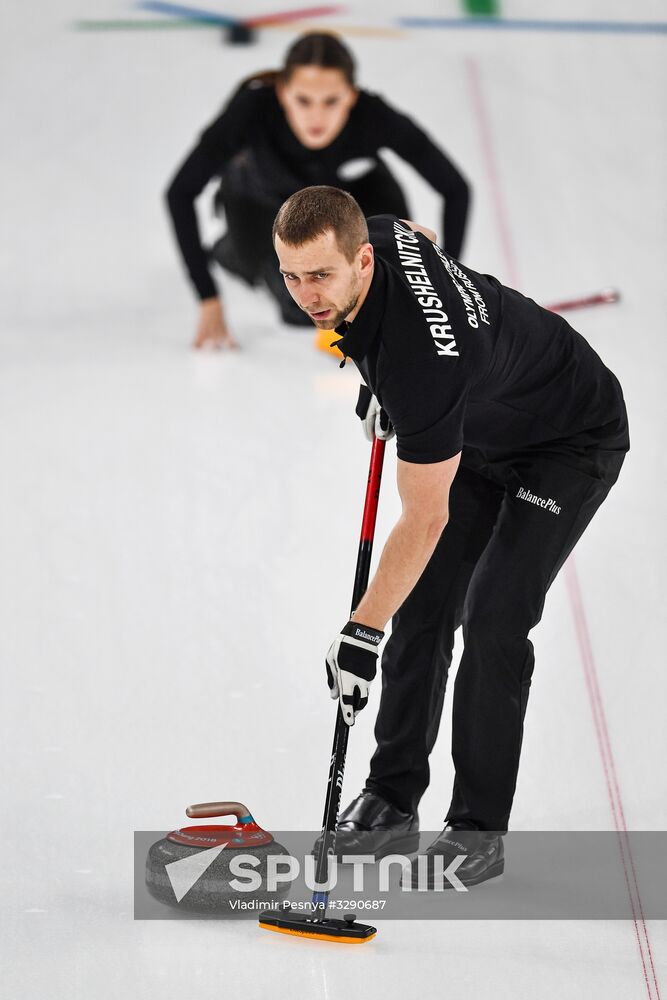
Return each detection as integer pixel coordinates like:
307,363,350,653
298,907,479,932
381,608,458,680
462,587,543,640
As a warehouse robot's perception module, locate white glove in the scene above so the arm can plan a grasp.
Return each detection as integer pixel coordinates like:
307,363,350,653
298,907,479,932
325,621,385,726
356,385,394,443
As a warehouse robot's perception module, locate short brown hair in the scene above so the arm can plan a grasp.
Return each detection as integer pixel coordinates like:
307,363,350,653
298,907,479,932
272,185,369,262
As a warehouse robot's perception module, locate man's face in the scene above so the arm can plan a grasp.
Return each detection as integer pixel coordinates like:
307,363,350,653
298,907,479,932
275,229,372,329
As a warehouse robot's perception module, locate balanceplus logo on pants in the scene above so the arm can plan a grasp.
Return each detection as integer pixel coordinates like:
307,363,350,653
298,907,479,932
516,486,562,515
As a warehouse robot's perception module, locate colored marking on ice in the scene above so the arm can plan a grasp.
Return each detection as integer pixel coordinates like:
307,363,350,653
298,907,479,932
399,17,667,36
75,19,215,30
136,1,342,28
75,18,397,38
565,562,662,1000
244,7,343,28
137,1,236,25
465,52,662,1000
465,57,519,288
463,0,499,15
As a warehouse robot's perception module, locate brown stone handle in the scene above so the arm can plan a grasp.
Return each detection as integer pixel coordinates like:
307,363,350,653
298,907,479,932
185,801,253,821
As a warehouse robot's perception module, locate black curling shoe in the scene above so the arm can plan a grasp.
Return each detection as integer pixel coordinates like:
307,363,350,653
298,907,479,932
401,824,504,890
313,790,420,860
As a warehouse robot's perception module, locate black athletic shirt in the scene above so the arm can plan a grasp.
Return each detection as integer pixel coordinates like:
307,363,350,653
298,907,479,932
336,216,629,476
166,81,470,300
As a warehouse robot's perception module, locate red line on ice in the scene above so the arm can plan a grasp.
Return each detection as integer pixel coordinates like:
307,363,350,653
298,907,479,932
465,55,661,1000
466,58,520,288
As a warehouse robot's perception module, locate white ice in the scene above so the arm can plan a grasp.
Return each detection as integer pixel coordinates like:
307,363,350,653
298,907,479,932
1,1,666,998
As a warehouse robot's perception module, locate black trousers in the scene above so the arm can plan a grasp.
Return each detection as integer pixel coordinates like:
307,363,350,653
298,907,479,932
212,159,410,324
365,450,625,832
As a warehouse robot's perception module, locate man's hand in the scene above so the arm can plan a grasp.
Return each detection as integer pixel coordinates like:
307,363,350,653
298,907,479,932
193,297,239,350
356,384,394,442
325,621,384,726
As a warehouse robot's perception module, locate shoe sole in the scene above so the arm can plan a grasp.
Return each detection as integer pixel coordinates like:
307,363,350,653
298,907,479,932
401,857,505,890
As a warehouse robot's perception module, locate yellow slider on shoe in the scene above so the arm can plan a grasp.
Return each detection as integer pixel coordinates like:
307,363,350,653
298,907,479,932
314,328,343,358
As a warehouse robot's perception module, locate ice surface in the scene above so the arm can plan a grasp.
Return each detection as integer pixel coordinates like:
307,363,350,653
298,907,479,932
1,1,665,997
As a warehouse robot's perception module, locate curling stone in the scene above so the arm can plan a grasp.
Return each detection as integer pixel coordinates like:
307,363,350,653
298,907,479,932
226,22,255,45
146,801,290,914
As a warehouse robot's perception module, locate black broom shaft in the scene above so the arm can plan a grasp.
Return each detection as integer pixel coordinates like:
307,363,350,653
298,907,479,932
314,438,386,895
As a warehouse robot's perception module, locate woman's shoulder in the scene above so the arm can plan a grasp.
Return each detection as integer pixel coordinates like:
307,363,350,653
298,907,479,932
355,88,395,114
227,74,278,112
352,89,404,130
201,75,278,140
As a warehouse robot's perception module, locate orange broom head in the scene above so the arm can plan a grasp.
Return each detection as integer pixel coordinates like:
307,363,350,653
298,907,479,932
258,909,376,944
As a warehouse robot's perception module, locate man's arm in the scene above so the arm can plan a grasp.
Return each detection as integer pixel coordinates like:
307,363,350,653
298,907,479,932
351,453,461,631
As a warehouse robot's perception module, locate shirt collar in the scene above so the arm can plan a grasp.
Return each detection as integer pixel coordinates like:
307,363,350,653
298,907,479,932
334,259,386,365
